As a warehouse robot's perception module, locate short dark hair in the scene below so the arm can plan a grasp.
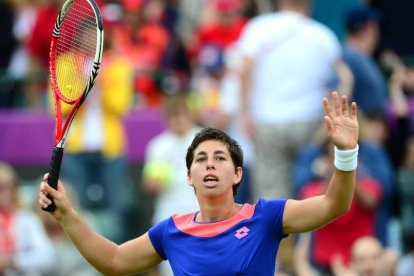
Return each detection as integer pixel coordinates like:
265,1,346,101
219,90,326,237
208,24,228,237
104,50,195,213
345,6,381,34
186,127,244,196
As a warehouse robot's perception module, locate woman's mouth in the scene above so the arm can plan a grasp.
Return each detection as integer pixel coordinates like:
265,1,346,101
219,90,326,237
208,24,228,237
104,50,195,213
203,175,219,187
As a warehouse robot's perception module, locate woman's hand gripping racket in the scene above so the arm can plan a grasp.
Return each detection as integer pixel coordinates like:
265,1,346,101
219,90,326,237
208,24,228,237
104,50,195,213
43,0,103,212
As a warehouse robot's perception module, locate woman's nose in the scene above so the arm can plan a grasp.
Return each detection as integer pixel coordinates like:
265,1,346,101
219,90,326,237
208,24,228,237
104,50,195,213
206,158,215,169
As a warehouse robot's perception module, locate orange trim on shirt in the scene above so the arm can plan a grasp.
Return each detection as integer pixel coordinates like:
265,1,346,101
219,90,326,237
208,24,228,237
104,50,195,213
172,203,256,237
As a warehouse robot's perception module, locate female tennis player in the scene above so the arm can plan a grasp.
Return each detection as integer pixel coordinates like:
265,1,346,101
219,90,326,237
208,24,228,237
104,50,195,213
39,91,359,275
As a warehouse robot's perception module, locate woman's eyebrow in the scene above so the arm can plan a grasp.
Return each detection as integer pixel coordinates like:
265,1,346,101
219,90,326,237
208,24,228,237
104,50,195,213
195,150,227,156
195,151,207,157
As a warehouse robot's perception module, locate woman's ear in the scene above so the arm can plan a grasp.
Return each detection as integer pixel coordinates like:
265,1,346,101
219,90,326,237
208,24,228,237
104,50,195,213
187,172,193,187
234,167,243,185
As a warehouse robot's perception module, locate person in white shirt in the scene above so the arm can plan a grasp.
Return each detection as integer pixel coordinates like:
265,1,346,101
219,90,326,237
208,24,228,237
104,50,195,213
142,93,201,275
239,0,347,201
142,93,201,224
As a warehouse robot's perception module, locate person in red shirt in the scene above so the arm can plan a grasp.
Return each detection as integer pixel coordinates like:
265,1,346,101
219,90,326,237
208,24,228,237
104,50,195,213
189,0,247,63
298,142,383,275
27,0,104,70
26,0,104,108
198,0,246,48
27,1,59,70
24,0,59,108
111,0,170,107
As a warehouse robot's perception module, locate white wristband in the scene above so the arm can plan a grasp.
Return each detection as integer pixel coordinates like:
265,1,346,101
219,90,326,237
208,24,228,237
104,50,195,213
334,145,359,171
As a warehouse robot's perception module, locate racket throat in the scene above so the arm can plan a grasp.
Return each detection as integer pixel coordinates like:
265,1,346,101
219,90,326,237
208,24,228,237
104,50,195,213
56,139,66,148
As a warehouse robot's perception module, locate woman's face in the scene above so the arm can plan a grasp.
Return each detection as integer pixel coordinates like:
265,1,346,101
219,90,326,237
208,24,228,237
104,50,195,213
187,140,242,199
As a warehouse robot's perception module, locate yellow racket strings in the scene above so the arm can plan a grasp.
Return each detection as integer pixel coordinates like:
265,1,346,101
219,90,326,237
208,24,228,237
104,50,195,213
55,0,97,102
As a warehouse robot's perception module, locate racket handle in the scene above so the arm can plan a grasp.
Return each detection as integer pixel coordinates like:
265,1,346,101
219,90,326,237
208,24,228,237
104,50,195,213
42,147,64,212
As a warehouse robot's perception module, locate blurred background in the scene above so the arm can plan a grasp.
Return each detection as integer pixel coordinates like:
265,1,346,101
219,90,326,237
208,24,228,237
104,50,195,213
0,0,414,275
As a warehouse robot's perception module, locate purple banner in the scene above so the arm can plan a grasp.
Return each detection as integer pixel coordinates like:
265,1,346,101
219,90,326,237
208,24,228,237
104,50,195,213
0,108,165,166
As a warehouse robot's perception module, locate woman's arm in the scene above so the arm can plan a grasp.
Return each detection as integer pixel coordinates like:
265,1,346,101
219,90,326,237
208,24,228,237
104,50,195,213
283,92,359,234
39,176,162,276
283,170,355,233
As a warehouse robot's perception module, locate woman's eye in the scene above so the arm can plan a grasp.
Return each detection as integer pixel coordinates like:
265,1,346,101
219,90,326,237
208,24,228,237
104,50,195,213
195,157,205,162
216,156,225,161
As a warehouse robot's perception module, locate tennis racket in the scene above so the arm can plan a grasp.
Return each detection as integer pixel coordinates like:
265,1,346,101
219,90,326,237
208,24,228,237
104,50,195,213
43,0,104,212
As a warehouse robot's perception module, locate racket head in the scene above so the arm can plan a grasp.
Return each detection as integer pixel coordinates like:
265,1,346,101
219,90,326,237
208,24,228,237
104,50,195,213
49,0,104,104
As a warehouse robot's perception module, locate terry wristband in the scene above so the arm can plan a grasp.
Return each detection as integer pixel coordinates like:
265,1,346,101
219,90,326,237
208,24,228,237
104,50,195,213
334,144,359,171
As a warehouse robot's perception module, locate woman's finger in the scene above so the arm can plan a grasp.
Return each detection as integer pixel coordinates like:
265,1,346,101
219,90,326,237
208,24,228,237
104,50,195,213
341,95,348,116
323,97,334,118
351,101,357,118
332,91,342,116
39,192,52,208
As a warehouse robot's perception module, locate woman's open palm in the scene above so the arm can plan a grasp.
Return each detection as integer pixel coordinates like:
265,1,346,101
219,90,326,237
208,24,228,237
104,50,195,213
323,91,359,150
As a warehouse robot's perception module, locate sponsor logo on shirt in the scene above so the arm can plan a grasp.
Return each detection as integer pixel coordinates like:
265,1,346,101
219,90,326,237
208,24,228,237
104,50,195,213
234,226,250,239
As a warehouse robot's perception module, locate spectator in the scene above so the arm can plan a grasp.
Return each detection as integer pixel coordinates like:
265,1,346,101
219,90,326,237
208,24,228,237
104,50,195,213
26,0,60,108
331,236,399,276
6,0,40,108
385,59,414,170
348,237,385,276
142,92,201,225
359,113,396,246
141,92,203,275
27,0,103,73
297,142,383,275
342,6,388,117
112,0,170,107
0,162,55,274
238,0,350,270
189,0,247,63
8,0,38,82
238,0,346,201
360,61,414,246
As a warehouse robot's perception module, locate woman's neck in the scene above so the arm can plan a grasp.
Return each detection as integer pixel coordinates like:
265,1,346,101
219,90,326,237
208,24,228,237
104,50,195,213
196,197,242,222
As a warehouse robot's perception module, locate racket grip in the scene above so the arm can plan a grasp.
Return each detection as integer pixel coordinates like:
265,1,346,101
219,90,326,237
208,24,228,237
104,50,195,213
42,147,64,212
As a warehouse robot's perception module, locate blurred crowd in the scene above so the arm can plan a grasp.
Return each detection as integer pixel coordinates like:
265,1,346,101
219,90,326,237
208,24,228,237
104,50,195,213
1,0,414,275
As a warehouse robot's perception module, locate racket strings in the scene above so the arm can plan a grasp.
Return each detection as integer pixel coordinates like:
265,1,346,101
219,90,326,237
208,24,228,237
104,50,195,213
60,12,97,51
55,0,98,102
